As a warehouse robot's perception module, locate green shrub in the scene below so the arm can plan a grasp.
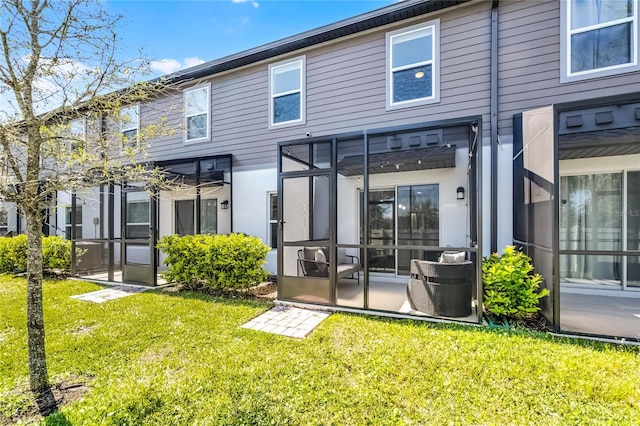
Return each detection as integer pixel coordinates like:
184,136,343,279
0,234,27,273
158,233,270,291
482,246,549,320
42,236,72,271
0,235,73,273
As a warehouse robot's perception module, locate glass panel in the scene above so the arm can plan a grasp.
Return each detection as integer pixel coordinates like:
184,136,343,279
335,245,363,309
397,184,439,275
281,144,310,172
187,114,207,140
312,175,330,240
0,209,7,226
560,173,622,252
269,194,278,221
571,23,632,72
270,222,278,249
282,177,310,242
185,87,207,115
627,171,640,251
126,199,149,239
175,200,194,236
337,137,364,245
391,28,433,68
274,93,301,123
313,142,331,169
571,0,633,30
125,243,150,265
201,199,217,234
393,64,432,103
628,256,640,287
560,254,622,285
273,63,301,94
366,189,395,273
120,106,138,130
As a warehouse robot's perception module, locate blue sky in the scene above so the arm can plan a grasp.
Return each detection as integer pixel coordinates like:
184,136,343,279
104,0,395,76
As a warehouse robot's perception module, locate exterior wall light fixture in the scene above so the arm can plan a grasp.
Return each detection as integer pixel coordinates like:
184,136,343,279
456,187,465,200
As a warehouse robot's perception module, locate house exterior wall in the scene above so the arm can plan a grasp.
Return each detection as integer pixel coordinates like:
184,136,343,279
141,0,494,169
498,0,640,135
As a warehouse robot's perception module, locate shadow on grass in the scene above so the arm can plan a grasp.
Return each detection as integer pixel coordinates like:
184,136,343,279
148,286,275,309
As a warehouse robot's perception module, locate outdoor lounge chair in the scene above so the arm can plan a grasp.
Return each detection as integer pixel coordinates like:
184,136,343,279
297,246,360,281
407,258,473,317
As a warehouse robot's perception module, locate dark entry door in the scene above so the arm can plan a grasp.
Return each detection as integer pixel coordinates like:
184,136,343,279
122,186,156,285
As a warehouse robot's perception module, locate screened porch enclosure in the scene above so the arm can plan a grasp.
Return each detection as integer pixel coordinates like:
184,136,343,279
514,97,640,340
277,120,483,323
70,155,232,286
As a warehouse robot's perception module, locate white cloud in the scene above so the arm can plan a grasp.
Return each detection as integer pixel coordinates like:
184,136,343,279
150,57,206,75
231,0,260,8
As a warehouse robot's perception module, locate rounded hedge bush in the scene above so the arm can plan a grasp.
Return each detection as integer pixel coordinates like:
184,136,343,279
158,233,270,291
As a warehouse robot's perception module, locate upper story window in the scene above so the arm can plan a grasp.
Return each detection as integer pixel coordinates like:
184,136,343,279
386,20,440,110
120,105,139,148
562,0,639,82
269,56,306,128
69,118,85,152
184,84,210,143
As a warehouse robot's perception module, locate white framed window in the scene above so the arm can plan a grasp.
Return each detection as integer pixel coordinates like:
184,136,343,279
69,118,86,152
184,84,210,143
268,56,306,128
267,192,278,249
64,204,82,240
386,20,440,110
0,207,8,235
174,198,217,235
120,105,139,149
561,0,639,82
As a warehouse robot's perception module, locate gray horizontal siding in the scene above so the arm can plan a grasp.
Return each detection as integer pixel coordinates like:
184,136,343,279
143,0,493,168
497,0,640,136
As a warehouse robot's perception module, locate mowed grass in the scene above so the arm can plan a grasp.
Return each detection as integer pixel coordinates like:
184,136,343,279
0,276,639,425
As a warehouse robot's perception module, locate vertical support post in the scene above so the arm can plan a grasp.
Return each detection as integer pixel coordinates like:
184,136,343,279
195,160,201,234
151,187,159,286
108,183,115,282
490,0,499,254
552,106,561,332
476,119,484,325
70,192,77,277
363,131,369,310
329,138,337,306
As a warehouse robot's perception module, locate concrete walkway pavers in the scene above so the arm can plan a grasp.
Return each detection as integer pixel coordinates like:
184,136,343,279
70,285,148,303
242,305,330,338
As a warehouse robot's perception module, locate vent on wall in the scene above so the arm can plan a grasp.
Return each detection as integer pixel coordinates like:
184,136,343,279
595,111,614,125
566,115,583,128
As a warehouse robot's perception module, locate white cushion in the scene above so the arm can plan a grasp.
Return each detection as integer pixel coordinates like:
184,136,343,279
439,251,466,263
315,249,327,272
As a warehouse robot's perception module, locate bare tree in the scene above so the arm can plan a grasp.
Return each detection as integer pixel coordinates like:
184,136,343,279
0,0,171,414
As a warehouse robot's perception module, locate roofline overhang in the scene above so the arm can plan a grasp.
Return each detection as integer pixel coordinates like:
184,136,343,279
163,0,471,84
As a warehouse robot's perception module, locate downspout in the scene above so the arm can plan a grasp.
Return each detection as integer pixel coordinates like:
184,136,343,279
490,0,499,254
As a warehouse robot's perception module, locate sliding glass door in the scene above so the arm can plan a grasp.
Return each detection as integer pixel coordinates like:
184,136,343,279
560,170,640,289
361,184,439,276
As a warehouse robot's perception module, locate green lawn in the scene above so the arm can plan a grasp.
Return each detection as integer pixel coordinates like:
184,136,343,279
1,276,639,425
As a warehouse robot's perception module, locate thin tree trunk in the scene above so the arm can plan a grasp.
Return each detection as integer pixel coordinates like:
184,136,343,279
25,210,57,413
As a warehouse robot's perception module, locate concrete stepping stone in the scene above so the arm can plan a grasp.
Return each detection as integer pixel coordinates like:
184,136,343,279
242,306,330,338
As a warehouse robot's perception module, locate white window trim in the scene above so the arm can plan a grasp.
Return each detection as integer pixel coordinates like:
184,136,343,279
267,191,277,250
268,56,306,129
561,0,640,83
184,83,211,144
120,105,140,148
69,118,86,151
386,20,440,111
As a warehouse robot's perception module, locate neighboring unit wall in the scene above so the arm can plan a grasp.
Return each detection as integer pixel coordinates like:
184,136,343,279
498,0,640,135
